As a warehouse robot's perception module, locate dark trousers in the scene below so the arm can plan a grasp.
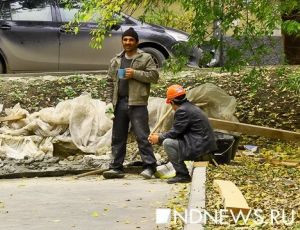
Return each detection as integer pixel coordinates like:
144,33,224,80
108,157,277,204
110,97,156,170
162,138,190,177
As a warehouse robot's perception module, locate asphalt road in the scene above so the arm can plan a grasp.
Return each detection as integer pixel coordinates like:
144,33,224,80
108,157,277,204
0,175,173,230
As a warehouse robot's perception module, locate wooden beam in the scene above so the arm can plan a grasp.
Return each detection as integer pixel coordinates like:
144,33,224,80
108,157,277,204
235,156,300,168
193,161,209,167
271,159,300,167
209,118,300,142
213,180,250,215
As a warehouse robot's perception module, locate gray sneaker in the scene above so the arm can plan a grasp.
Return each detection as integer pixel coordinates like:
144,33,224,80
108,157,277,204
103,169,125,179
140,168,155,179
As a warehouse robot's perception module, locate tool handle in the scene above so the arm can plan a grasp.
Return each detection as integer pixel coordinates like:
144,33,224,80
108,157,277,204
74,168,108,179
150,106,173,135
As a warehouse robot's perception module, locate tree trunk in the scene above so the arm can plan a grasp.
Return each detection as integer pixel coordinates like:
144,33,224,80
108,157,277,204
282,10,300,64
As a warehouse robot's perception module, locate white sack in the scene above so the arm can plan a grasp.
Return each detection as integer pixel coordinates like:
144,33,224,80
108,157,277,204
148,83,238,133
68,94,112,153
0,134,52,159
187,83,238,121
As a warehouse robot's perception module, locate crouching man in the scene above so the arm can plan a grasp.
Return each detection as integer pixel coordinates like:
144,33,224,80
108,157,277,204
148,85,217,184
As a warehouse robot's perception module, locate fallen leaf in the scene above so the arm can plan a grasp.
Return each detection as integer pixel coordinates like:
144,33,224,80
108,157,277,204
91,211,99,217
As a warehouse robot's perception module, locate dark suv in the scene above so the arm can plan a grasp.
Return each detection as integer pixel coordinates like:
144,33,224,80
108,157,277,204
0,0,202,73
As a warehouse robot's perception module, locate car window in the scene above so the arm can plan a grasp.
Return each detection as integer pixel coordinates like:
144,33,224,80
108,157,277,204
58,2,125,25
8,0,52,21
58,6,102,23
58,3,80,22
121,16,135,25
58,1,88,22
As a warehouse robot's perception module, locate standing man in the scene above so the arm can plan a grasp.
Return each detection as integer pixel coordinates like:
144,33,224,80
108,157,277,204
103,27,159,179
148,85,217,184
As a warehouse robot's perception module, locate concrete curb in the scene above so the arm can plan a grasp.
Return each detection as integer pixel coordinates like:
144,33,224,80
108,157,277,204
184,166,206,230
0,166,143,179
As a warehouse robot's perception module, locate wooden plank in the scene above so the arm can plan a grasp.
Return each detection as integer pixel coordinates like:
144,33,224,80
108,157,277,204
209,118,300,142
270,159,300,167
193,161,209,167
213,180,250,215
235,156,300,168
0,114,26,122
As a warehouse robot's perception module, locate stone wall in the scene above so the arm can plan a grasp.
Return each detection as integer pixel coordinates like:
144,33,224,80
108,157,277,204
222,36,285,65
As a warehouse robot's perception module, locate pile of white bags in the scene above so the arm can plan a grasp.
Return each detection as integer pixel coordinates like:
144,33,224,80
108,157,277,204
0,83,237,160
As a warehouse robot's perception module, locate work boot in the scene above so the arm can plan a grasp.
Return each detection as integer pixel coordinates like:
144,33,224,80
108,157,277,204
167,175,191,184
140,167,155,179
103,169,125,179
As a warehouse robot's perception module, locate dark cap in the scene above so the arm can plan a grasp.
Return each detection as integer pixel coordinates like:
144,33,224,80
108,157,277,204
122,27,139,41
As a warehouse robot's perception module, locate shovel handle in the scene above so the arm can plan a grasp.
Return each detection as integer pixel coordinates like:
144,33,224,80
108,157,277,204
74,168,109,179
150,106,173,135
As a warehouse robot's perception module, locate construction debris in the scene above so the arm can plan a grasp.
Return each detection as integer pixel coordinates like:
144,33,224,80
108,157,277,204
0,83,238,162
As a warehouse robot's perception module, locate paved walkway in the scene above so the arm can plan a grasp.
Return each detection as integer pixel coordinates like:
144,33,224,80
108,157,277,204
0,175,173,230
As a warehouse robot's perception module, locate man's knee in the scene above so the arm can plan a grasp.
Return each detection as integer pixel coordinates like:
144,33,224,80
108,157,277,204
162,138,174,148
162,138,179,162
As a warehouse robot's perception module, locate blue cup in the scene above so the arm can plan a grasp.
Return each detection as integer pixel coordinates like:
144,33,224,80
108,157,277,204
117,69,126,79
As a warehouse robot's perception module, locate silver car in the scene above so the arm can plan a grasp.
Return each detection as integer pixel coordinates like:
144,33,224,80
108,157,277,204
0,0,202,73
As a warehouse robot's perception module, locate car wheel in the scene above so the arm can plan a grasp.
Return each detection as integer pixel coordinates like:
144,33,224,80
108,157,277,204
141,47,166,68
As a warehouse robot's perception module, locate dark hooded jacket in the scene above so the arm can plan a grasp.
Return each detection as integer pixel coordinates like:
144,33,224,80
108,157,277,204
159,101,217,161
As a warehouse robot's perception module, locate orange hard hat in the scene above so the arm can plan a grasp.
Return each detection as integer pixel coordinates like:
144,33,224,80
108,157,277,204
166,84,186,104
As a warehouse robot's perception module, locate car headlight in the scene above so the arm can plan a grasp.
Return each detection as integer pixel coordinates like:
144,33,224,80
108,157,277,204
165,29,189,42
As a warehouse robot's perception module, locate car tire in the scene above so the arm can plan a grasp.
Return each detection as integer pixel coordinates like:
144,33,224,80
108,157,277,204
141,47,166,68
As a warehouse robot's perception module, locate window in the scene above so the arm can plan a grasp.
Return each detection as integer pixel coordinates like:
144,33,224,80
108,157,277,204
58,2,80,22
58,3,124,25
59,7,78,22
122,16,135,25
10,0,52,21
58,6,99,23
